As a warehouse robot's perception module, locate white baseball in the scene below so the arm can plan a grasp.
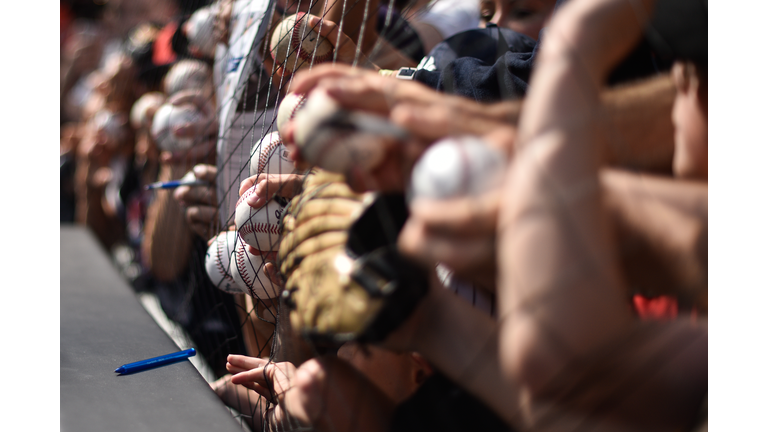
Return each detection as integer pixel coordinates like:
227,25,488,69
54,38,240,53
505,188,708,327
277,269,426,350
229,233,281,300
92,109,128,142
163,59,213,98
130,92,166,130
151,102,204,152
185,6,217,58
249,131,293,177
235,185,286,251
410,136,506,199
292,89,386,174
270,12,334,76
204,231,244,295
276,92,308,136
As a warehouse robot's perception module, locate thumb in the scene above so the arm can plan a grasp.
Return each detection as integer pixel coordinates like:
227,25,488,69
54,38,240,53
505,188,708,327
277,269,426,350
193,164,218,182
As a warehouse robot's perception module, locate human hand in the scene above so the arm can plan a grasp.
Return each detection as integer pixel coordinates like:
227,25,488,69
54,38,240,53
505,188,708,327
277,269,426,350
290,64,519,137
289,64,439,118
62,25,103,75
281,69,435,192
303,15,374,67
158,138,216,166
399,190,501,289
284,66,517,193
396,126,512,285
89,166,113,190
157,89,218,166
167,89,218,137
77,122,113,167
229,355,375,431
173,164,219,239
228,357,309,426
61,123,81,158
238,173,304,209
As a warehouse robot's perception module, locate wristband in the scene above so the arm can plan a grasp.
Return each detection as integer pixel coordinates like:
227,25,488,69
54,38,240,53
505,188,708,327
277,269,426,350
394,67,418,80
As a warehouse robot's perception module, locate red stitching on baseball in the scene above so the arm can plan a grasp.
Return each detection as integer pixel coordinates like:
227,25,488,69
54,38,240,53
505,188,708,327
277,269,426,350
236,246,253,288
239,221,280,235
237,186,256,207
291,12,333,64
289,94,307,122
258,134,283,174
216,236,237,285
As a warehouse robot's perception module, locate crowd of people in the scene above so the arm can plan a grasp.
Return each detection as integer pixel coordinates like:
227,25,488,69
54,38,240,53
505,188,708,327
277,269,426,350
60,0,707,431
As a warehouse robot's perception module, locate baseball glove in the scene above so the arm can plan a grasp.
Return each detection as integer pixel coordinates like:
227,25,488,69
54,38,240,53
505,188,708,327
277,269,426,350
277,169,428,346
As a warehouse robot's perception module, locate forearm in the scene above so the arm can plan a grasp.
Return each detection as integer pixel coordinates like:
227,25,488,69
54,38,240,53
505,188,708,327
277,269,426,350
405,281,521,426
497,0,655,395
235,294,277,358
303,357,395,432
601,169,707,308
602,73,676,172
61,61,80,103
75,159,124,248
601,168,707,218
142,164,193,282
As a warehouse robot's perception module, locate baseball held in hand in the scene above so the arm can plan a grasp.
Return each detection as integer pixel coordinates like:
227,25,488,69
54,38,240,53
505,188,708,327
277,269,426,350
130,92,165,130
151,103,205,152
184,6,217,58
270,12,333,77
204,231,243,295
163,59,213,98
249,131,293,177
276,92,308,136
291,89,387,174
235,185,286,252
230,233,280,300
410,136,506,199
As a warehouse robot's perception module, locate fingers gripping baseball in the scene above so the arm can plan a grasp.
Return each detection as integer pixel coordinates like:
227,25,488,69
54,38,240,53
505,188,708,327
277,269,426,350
174,183,216,206
168,89,218,137
239,174,304,208
398,191,502,280
305,15,364,66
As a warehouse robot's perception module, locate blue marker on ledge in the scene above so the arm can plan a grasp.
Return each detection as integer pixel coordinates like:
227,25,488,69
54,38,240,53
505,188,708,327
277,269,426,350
115,348,196,375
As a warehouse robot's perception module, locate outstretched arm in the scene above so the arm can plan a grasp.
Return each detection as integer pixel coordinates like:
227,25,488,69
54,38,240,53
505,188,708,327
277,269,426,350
497,0,706,429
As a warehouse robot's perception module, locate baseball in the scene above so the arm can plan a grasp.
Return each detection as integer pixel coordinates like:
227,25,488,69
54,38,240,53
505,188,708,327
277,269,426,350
229,233,281,300
130,92,166,130
249,131,293,177
235,185,286,251
91,109,128,143
163,59,214,98
410,136,506,200
292,89,387,174
150,102,205,152
184,6,217,58
269,12,334,76
276,92,308,136
204,231,244,295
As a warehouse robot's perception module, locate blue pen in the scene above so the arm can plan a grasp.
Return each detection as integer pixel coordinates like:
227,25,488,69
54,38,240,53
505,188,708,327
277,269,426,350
114,348,196,375
145,179,210,190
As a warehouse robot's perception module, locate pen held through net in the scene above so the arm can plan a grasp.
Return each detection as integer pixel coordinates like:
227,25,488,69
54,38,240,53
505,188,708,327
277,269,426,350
145,179,212,190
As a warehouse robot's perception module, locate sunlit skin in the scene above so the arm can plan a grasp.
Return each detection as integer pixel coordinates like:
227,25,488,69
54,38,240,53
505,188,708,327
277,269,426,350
671,62,707,180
